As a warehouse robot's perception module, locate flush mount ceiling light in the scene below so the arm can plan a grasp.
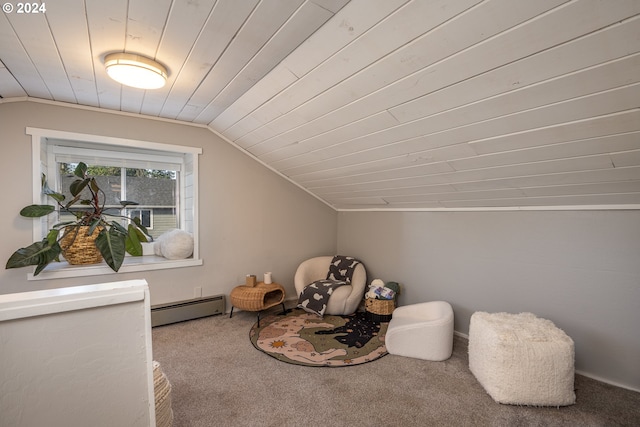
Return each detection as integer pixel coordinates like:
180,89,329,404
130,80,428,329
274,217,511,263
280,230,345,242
104,53,168,89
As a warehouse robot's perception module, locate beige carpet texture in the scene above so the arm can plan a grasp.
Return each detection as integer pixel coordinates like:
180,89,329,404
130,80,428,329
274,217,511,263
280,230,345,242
152,307,640,427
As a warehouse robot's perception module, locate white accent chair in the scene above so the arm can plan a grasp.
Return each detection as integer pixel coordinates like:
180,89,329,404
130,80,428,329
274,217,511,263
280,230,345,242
386,301,454,361
294,256,367,315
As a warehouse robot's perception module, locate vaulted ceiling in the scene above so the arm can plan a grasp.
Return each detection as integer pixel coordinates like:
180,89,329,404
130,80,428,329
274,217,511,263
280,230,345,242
1,0,639,210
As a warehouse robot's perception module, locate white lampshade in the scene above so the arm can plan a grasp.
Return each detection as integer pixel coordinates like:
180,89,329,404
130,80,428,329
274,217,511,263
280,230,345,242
105,53,167,89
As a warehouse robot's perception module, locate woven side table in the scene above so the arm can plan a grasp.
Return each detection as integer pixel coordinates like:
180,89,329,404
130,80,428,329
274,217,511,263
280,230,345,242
229,282,286,327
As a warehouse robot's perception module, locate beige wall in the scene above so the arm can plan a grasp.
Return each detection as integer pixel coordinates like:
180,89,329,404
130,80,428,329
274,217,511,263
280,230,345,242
0,101,337,304
337,210,640,391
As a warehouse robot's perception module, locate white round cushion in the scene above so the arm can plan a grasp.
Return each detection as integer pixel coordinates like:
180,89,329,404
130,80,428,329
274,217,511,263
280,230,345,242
154,229,194,260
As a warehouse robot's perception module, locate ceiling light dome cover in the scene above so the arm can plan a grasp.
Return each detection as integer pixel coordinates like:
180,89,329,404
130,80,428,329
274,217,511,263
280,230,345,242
105,53,168,89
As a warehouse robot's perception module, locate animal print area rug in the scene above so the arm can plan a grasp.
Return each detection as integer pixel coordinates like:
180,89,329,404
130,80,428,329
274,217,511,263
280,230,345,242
249,308,388,367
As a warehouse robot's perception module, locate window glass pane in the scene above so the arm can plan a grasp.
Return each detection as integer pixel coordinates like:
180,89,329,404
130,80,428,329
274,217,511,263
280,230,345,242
141,210,151,228
57,163,123,224
56,164,178,240
124,168,177,239
128,209,153,229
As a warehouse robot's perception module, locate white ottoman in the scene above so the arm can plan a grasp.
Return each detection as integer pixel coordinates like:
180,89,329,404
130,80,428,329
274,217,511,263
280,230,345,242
386,301,454,361
469,312,576,406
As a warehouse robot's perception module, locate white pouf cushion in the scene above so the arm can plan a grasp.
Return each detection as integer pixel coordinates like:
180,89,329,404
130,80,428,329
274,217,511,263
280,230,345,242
469,312,576,406
386,301,454,361
154,229,194,260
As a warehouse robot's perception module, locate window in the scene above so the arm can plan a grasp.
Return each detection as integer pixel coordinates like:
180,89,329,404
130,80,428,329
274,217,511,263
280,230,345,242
27,127,202,280
57,163,174,238
128,209,153,229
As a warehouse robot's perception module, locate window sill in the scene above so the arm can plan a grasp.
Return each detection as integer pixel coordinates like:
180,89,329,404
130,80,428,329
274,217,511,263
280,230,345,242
27,256,203,281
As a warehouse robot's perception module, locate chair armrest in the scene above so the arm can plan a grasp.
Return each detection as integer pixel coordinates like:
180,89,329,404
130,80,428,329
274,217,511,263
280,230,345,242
343,263,367,308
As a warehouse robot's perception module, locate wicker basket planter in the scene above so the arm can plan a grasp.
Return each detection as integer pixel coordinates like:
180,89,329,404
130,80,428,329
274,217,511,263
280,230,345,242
60,225,103,265
365,297,396,323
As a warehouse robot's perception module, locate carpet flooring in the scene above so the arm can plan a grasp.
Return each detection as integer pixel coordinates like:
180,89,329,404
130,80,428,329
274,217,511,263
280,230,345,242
152,306,640,427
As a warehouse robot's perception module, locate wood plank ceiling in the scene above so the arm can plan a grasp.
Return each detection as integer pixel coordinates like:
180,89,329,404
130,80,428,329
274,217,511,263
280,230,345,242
1,0,639,210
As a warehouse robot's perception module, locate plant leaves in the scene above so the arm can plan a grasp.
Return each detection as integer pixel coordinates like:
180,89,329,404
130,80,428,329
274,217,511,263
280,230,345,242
125,224,143,256
120,200,139,207
109,220,128,234
69,178,90,197
88,219,103,236
95,227,126,272
52,220,76,229
45,191,65,203
42,175,65,203
133,225,149,243
131,217,150,240
46,228,59,246
19,204,55,217
89,177,99,192
74,162,87,178
64,193,83,209
5,240,61,275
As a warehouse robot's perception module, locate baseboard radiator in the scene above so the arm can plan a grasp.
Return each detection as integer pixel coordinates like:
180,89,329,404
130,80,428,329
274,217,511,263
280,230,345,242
151,295,225,327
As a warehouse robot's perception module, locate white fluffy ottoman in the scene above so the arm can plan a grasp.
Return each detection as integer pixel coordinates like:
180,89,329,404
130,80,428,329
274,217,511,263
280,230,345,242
468,312,576,406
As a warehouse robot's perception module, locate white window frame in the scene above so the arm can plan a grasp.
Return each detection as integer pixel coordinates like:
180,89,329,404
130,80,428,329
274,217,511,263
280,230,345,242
26,127,202,281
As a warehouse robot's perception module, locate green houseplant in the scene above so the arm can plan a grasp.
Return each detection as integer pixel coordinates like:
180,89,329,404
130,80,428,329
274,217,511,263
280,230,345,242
6,162,150,275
